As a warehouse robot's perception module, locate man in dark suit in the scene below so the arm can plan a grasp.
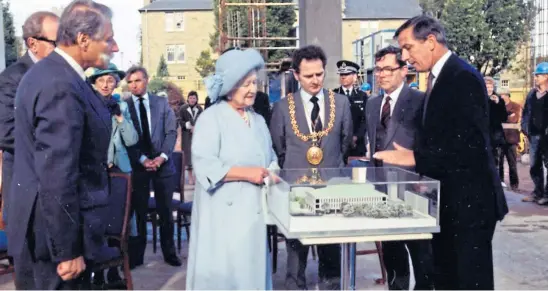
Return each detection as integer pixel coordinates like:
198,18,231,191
333,60,368,158
253,91,271,125
0,11,59,228
8,1,120,289
367,46,433,290
125,66,181,267
270,45,353,290
375,16,508,290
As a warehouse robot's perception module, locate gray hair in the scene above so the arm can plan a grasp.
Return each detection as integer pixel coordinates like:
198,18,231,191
56,0,113,47
22,11,59,47
394,15,447,46
125,65,149,80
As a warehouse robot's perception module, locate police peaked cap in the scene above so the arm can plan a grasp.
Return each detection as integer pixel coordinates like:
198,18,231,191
336,60,360,74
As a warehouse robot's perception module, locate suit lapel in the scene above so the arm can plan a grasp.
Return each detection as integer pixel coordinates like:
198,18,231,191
424,53,455,125
293,91,312,137
369,97,382,155
149,94,159,136
321,89,331,146
383,85,410,150
127,98,142,136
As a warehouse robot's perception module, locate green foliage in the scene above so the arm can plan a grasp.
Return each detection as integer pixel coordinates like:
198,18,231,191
1,0,19,66
156,54,169,77
148,78,169,94
195,50,216,78
425,0,537,76
210,0,296,62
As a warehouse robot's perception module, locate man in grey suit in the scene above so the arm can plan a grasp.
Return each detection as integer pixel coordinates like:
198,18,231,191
367,46,434,290
270,45,353,289
124,66,181,267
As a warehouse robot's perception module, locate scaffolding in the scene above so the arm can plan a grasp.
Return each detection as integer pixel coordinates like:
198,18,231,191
218,0,299,72
530,0,548,86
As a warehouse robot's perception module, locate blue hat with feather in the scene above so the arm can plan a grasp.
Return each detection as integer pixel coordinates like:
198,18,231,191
204,48,265,103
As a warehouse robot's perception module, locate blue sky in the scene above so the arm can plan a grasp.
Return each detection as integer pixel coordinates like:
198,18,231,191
10,0,142,70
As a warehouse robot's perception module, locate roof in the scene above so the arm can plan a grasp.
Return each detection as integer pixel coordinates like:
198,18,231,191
344,0,422,20
139,0,213,12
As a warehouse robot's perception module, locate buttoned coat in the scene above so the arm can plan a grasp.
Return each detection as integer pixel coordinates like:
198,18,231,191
107,101,139,173
186,101,277,290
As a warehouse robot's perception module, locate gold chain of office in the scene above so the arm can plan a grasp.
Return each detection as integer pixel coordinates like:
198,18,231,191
287,90,336,142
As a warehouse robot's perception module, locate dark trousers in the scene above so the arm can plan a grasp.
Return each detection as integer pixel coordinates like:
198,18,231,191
432,223,496,290
382,240,435,290
1,151,13,224
529,135,548,198
129,170,176,265
498,143,519,187
285,239,340,287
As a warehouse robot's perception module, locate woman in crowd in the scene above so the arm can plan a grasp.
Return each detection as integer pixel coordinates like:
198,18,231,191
185,48,278,290
89,63,139,288
178,91,203,185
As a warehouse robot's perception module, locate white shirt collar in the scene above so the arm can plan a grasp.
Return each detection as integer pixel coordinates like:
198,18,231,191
28,50,39,63
300,88,324,103
384,82,405,103
343,85,353,92
431,50,452,80
54,48,86,80
132,93,150,102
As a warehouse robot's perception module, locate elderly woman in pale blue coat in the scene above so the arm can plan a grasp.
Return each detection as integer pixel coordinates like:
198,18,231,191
186,48,278,290
90,64,139,287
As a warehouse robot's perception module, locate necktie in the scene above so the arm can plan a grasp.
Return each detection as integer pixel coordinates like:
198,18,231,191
138,97,152,156
346,89,350,96
422,72,435,124
381,96,391,128
310,96,322,132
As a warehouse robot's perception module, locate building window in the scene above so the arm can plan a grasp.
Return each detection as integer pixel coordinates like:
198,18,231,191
501,80,509,88
166,45,176,63
177,76,186,80
165,12,184,32
166,45,185,64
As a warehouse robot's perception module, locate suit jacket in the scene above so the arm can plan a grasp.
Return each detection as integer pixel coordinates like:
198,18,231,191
253,91,271,125
0,52,34,154
8,51,112,262
489,95,507,147
333,86,368,139
367,84,424,169
416,54,508,229
521,88,548,136
503,101,522,145
126,93,177,177
270,89,353,168
108,101,139,173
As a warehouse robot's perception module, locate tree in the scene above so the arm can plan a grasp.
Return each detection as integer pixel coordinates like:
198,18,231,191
210,0,296,62
156,54,169,77
195,50,216,78
425,0,537,76
1,0,19,66
148,78,169,94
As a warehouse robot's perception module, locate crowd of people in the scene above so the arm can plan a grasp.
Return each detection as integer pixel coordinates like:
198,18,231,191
0,0,547,290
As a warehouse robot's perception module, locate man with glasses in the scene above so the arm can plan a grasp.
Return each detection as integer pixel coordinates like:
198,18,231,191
0,11,59,238
333,60,368,160
366,45,434,290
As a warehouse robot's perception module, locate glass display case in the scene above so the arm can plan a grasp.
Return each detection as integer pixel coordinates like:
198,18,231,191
265,167,440,239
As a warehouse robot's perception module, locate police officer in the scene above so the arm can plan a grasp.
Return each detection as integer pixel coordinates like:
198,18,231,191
333,60,368,158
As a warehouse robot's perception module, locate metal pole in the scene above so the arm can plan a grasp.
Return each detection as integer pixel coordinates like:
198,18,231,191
349,243,357,290
340,243,349,290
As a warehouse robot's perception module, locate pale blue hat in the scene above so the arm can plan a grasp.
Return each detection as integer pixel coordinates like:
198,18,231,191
204,48,265,103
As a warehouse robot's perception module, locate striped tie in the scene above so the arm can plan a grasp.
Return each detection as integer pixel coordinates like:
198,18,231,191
381,96,391,128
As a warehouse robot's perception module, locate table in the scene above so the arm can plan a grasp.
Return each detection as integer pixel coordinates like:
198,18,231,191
300,233,433,290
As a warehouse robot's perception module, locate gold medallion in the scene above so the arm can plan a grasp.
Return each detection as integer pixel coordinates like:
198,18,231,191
306,143,324,165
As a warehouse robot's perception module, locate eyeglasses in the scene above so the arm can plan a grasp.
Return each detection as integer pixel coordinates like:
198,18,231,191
373,66,402,75
31,36,56,47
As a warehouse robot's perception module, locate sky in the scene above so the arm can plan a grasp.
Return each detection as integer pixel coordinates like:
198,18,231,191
9,0,142,70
